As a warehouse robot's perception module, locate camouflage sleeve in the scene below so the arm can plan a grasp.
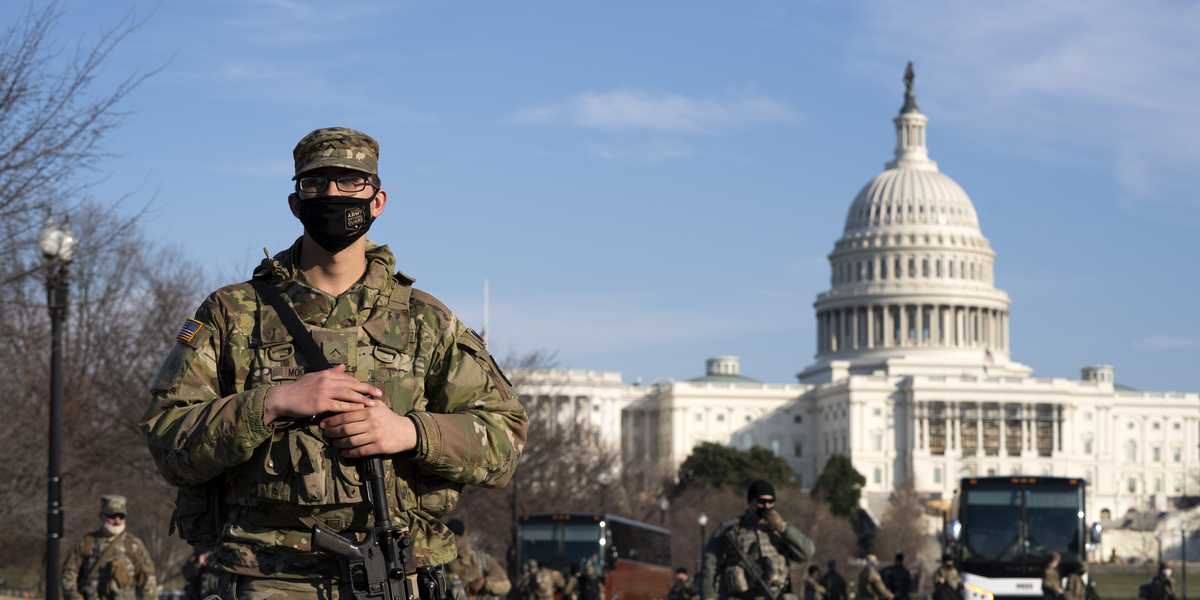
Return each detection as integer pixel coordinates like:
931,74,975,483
129,536,157,599
871,571,894,600
773,524,815,563
60,541,83,600
142,294,275,485
407,314,528,487
482,554,512,595
700,522,731,600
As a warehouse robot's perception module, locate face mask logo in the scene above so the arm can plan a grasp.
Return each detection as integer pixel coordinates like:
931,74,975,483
345,206,367,231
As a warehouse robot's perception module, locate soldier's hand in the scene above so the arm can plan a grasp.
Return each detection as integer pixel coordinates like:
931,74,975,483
263,365,382,424
320,402,418,457
764,508,787,532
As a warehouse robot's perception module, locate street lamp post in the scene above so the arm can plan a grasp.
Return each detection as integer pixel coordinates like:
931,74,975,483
658,497,670,525
697,513,708,572
40,223,75,600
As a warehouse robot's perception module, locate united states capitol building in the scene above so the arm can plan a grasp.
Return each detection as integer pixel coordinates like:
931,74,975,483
515,70,1199,523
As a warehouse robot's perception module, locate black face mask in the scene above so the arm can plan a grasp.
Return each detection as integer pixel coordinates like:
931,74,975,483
295,194,376,253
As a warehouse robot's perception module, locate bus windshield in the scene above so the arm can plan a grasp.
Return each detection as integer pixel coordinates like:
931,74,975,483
518,521,604,572
962,486,1082,563
1025,489,1082,559
963,489,1022,561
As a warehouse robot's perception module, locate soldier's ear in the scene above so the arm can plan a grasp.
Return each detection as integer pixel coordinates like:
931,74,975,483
371,189,387,218
288,193,300,218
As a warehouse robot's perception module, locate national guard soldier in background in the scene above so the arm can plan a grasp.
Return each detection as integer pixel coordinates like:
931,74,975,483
668,567,698,600
700,480,815,600
932,555,961,600
531,562,565,600
1063,562,1087,600
1043,553,1065,600
445,518,511,600
802,565,825,600
568,559,603,600
61,495,157,600
142,127,528,599
857,555,893,600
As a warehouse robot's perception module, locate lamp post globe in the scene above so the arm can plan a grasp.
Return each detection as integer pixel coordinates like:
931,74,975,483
40,221,74,600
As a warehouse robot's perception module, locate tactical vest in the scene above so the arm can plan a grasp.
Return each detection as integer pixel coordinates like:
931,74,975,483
724,524,790,598
78,533,141,599
218,274,461,531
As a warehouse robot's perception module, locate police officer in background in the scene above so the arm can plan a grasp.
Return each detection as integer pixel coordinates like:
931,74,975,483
143,127,528,599
819,560,847,600
700,480,815,600
60,495,157,600
881,553,912,600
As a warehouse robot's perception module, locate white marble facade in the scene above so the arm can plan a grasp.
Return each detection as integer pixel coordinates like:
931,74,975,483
521,72,1200,522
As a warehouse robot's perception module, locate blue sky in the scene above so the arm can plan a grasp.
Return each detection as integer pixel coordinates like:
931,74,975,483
14,1,1200,391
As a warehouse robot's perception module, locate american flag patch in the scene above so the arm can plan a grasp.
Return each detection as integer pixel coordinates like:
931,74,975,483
177,319,205,344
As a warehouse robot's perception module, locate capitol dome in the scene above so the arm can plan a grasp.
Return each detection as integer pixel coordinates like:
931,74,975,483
801,63,1028,382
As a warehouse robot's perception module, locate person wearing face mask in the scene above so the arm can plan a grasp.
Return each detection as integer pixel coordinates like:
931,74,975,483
700,480,815,600
60,495,158,600
143,127,528,600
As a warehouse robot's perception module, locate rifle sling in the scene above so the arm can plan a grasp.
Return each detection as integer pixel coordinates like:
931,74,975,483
251,278,334,372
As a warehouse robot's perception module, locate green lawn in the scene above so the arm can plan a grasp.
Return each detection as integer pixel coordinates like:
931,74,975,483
1092,571,1200,600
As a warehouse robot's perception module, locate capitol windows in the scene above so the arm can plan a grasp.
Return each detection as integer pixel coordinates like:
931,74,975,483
770,438,782,456
929,402,947,456
1005,404,1023,457
871,430,883,451
1153,421,1161,431
740,434,752,450
1100,508,1112,521
895,257,903,279
936,260,943,277
1153,446,1162,462
908,258,916,278
1083,436,1094,455
1174,477,1184,494
1155,478,1164,493
1174,422,1182,430
873,467,882,484
1127,478,1138,493
695,413,702,422
793,415,803,424
716,413,725,422
922,258,930,278
933,467,942,484
982,403,1001,457
1124,441,1138,462
1173,447,1182,463
793,441,803,458
867,262,875,280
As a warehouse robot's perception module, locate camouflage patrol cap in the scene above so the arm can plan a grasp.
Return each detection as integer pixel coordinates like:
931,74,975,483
100,494,127,516
292,126,380,178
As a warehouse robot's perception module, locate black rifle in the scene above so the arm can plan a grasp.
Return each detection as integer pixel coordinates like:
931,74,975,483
251,278,417,600
724,527,781,600
313,457,416,600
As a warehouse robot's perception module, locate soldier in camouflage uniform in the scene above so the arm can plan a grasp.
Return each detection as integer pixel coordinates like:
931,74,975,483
857,555,893,600
931,555,961,600
700,480,815,600
1043,553,1064,600
445,519,511,600
531,564,565,600
61,495,158,600
142,127,528,599
182,548,221,600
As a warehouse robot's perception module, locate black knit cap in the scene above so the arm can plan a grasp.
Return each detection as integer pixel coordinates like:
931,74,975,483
447,518,466,536
746,479,776,501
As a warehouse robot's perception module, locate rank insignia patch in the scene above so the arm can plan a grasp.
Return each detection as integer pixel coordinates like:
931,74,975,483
177,319,206,345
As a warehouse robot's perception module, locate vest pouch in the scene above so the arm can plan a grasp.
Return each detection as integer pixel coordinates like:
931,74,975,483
725,566,750,594
289,427,330,504
171,484,222,545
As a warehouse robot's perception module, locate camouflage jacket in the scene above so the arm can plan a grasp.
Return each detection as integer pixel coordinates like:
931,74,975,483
857,567,893,600
61,530,157,600
700,510,815,600
142,239,528,576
